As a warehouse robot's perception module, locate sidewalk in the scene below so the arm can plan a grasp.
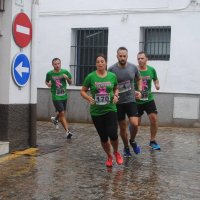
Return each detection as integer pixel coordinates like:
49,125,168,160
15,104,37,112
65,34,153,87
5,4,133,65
0,121,199,200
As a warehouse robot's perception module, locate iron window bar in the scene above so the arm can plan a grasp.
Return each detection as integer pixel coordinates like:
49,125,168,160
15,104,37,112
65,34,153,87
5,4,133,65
70,28,108,86
139,26,171,60
0,0,5,12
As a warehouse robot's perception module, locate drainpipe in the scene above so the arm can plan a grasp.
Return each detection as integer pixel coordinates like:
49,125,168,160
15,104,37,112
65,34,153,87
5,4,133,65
29,0,39,147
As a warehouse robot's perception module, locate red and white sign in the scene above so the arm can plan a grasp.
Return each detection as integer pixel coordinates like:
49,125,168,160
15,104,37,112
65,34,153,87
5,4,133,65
12,13,32,48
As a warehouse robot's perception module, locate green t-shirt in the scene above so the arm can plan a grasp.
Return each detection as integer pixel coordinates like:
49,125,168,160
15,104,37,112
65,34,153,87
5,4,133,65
83,71,118,116
46,69,72,101
135,65,158,104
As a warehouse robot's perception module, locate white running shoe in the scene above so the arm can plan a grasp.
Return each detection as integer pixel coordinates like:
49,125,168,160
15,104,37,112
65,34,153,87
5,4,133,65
51,117,59,129
64,130,73,139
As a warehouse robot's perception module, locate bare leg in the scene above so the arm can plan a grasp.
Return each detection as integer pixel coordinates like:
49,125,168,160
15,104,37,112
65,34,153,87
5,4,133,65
118,119,129,147
58,111,69,131
101,141,112,157
110,138,119,153
129,116,139,141
55,112,59,120
148,113,158,141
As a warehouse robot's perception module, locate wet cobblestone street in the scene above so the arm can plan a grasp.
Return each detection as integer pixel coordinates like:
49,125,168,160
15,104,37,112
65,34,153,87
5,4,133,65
0,121,200,200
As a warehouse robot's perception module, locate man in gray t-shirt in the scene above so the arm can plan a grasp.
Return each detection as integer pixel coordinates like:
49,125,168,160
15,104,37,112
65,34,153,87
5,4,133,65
109,62,140,104
108,47,142,157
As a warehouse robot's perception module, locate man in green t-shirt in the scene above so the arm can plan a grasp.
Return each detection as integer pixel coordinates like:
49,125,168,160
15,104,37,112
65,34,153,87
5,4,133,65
131,52,161,150
45,58,73,139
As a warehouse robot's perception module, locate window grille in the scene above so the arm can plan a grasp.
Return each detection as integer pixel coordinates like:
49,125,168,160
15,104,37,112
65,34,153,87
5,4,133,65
70,28,108,86
139,26,171,60
0,0,5,12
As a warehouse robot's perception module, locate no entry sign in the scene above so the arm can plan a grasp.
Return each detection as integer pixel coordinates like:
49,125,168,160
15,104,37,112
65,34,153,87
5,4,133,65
12,13,32,48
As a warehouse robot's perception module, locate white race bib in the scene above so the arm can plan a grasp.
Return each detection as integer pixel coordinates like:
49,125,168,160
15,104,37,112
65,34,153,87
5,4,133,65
140,91,148,101
95,93,110,105
118,80,131,93
56,88,66,96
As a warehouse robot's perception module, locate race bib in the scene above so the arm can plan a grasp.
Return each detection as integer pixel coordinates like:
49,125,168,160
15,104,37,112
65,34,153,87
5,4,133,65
118,80,131,93
56,88,66,96
95,93,110,105
141,91,148,101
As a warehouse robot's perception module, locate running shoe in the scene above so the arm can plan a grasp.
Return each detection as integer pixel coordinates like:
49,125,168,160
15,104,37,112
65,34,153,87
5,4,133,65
114,152,123,165
149,140,161,150
105,155,113,167
123,147,132,157
64,130,73,139
51,117,59,129
129,140,141,154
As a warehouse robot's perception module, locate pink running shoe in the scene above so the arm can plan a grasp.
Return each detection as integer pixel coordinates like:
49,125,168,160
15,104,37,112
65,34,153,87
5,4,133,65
105,155,113,167
114,152,123,165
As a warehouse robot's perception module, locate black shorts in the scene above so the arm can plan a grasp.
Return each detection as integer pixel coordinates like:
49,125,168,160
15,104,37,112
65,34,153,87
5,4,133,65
137,100,158,117
53,100,67,113
92,111,118,143
116,102,138,121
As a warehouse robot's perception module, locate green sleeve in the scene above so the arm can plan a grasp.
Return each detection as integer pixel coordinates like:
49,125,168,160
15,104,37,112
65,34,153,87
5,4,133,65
66,70,72,79
152,68,158,81
46,72,51,82
83,74,91,88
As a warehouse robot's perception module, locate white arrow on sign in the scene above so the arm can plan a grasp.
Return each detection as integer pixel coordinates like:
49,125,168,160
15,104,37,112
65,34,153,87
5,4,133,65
15,62,29,77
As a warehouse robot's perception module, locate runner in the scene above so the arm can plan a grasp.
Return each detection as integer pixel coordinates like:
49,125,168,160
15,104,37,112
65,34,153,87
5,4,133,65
80,54,123,167
109,47,142,157
45,58,73,139
130,51,161,150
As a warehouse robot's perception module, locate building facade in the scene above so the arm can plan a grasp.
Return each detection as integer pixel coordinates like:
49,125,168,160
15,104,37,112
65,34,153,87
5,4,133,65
0,0,37,152
37,0,200,127
0,0,200,153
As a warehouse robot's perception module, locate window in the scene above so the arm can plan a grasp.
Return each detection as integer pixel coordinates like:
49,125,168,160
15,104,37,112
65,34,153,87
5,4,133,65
139,26,171,60
70,28,108,86
0,0,5,12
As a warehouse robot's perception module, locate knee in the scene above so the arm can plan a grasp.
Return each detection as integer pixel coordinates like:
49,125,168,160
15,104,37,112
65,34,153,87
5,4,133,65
101,138,109,143
59,111,65,117
110,133,118,141
119,124,127,132
150,117,157,125
100,134,109,143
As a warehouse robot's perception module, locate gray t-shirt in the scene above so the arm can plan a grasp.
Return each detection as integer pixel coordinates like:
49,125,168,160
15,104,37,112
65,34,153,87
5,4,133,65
108,62,140,104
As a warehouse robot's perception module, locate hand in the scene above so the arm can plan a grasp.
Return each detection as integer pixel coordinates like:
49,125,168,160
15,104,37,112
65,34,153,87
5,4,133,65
47,81,52,87
155,83,160,90
113,95,119,104
63,74,68,79
135,91,142,100
88,96,95,105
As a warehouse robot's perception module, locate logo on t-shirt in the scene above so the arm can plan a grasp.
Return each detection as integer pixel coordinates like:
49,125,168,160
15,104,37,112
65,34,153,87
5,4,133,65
95,82,111,105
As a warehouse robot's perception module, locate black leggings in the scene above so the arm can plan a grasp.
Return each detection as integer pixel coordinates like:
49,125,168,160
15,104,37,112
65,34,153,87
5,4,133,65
92,111,118,143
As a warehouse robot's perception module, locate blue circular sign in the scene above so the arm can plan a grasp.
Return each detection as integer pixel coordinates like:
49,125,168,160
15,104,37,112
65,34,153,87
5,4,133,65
12,53,31,87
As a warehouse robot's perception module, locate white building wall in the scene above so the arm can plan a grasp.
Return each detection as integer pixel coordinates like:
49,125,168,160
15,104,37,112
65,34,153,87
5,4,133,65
37,0,200,95
0,0,37,151
0,0,33,104
28,0,199,126
0,0,12,104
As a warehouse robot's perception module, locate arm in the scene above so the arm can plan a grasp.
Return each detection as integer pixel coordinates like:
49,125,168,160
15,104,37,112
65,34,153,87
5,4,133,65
63,74,72,85
135,77,142,99
154,79,160,90
113,87,119,103
136,77,142,92
80,86,95,105
45,73,52,87
45,80,52,88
